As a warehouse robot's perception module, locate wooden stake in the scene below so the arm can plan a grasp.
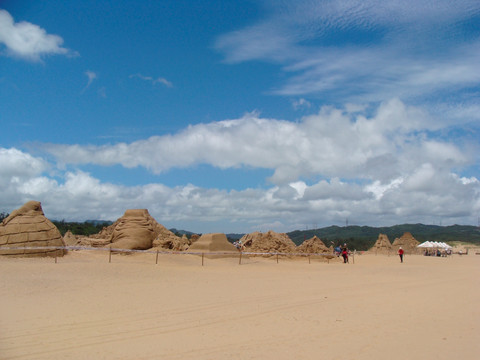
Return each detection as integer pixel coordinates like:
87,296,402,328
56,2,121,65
239,252,242,265
308,255,311,264
155,249,159,264
202,252,204,266
109,247,112,263
276,253,279,263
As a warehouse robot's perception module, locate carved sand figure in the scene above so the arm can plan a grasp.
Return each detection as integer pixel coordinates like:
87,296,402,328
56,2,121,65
109,209,157,251
0,201,65,257
85,209,182,251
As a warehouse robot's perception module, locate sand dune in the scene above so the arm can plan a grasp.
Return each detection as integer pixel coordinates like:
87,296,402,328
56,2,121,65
1,252,478,359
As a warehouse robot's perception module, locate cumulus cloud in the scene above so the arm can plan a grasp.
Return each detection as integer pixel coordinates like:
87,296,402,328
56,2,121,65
41,99,471,185
0,10,74,61
1,143,479,232
5,99,471,230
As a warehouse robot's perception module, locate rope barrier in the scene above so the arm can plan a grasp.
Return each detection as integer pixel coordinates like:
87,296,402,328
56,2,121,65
0,246,353,264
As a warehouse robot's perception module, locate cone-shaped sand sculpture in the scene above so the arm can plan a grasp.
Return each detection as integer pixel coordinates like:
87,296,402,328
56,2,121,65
297,235,331,254
0,201,65,257
392,232,421,254
369,233,392,254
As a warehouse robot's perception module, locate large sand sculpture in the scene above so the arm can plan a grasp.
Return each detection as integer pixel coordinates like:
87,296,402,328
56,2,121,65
240,230,296,254
87,209,182,251
0,201,65,257
109,209,157,250
369,233,392,254
392,232,421,254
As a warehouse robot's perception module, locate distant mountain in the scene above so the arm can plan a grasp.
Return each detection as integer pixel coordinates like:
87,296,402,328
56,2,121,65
57,221,479,250
225,233,245,240
287,224,480,250
169,228,197,236
85,220,113,226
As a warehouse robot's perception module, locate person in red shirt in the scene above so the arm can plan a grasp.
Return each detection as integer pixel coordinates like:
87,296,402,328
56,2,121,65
341,244,349,264
398,247,404,263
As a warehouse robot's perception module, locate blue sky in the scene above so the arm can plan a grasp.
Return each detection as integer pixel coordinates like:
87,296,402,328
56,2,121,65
1,0,479,233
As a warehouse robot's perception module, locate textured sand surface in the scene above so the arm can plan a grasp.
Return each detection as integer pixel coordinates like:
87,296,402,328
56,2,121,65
1,252,478,359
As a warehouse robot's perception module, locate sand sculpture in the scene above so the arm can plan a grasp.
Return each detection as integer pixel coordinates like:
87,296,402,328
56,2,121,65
109,209,158,250
370,233,392,254
153,234,191,251
297,235,331,254
187,233,239,257
240,230,296,254
88,209,182,251
392,232,421,254
0,201,65,257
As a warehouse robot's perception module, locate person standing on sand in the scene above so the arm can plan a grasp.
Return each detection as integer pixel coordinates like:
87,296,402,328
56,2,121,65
398,247,404,263
341,244,349,263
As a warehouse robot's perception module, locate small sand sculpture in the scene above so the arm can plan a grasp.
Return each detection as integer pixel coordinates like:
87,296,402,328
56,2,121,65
240,230,296,254
188,233,239,254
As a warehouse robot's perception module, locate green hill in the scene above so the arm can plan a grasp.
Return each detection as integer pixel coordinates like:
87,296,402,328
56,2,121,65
287,224,480,251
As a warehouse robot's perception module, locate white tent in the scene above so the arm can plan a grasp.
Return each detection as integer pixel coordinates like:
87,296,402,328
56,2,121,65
417,241,452,249
417,241,434,248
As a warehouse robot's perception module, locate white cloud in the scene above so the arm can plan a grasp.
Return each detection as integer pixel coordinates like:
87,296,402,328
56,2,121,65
41,99,475,186
215,1,480,114
292,98,311,110
0,147,49,178
84,71,97,88
0,10,73,61
129,73,173,87
1,147,479,232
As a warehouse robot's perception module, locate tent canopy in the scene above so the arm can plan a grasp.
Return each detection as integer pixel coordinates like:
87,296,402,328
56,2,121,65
417,241,452,249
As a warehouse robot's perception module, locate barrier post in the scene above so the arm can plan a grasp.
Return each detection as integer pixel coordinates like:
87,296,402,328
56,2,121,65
109,247,112,263
55,252,57,264
202,252,204,266
276,253,279,263
155,249,159,264
308,255,311,264
239,252,242,265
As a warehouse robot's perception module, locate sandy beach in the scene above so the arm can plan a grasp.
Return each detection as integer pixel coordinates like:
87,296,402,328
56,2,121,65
1,251,479,360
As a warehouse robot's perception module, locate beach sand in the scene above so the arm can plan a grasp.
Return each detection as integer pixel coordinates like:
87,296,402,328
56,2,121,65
1,251,478,359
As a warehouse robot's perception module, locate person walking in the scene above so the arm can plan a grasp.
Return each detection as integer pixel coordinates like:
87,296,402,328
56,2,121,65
398,247,404,263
